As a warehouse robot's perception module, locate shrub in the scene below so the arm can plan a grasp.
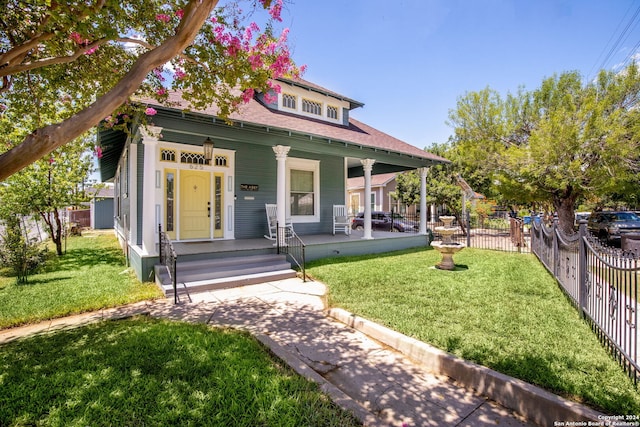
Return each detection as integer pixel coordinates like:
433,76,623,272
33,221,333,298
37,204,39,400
0,215,48,284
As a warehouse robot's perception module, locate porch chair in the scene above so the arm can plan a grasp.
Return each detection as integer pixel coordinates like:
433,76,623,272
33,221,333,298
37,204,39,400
264,203,294,240
332,204,351,235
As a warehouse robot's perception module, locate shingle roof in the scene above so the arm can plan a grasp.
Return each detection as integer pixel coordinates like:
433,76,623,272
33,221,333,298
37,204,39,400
144,88,448,164
347,172,397,189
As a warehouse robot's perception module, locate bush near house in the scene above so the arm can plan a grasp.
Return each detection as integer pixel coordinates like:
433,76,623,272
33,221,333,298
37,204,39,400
0,232,161,329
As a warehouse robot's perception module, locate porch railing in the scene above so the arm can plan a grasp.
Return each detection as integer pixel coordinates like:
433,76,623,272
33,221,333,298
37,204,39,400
158,224,178,304
276,224,307,282
532,220,639,384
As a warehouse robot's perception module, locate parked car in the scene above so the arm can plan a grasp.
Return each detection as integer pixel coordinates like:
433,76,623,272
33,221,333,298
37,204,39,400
351,211,418,232
587,211,640,243
574,212,590,228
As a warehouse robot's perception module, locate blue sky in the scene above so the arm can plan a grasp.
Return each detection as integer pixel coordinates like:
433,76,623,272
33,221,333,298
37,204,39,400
278,0,640,150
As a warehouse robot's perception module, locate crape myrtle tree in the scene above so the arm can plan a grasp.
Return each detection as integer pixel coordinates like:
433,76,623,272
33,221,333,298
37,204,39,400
448,64,640,234
0,0,302,181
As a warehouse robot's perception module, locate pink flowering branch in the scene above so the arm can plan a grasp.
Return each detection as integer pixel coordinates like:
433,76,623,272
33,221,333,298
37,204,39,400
0,0,219,180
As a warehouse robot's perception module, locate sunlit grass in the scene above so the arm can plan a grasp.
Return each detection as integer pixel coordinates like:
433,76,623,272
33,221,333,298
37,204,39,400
307,247,640,415
0,317,360,426
0,233,162,328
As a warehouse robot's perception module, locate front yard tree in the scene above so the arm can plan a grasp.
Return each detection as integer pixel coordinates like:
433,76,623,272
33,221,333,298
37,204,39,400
0,0,301,181
448,64,640,234
0,131,95,256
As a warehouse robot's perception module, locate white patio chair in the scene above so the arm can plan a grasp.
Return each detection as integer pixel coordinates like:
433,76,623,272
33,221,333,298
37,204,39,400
264,204,293,240
333,204,351,235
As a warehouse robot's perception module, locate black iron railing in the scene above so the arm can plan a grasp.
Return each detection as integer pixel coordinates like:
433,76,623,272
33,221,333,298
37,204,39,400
158,224,178,304
276,223,307,282
532,219,639,384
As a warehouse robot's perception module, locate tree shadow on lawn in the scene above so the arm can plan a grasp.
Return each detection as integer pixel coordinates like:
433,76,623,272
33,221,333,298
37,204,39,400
0,317,340,426
46,247,126,272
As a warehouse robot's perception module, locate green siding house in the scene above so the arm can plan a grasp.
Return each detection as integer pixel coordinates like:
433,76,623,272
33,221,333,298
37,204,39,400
98,78,448,281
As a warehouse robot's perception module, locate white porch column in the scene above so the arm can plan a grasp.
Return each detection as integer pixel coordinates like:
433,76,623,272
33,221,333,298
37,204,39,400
361,159,375,240
419,167,429,235
273,145,290,242
139,126,162,255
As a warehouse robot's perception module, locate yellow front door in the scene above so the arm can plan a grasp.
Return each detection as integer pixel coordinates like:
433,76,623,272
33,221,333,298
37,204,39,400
179,170,211,239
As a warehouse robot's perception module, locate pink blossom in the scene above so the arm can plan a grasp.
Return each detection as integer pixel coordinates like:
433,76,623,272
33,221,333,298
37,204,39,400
267,81,281,94
69,32,84,45
241,88,255,104
248,54,263,71
49,156,55,165
156,88,167,96
268,0,283,21
174,68,186,80
153,68,166,82
85,46,98,55
175,9,184,19
156,13,171,23
263,92,277,104
145,107,157,116
94,145,103,159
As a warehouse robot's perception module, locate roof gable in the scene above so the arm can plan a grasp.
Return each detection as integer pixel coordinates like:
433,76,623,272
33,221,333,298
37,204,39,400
143,88,448,164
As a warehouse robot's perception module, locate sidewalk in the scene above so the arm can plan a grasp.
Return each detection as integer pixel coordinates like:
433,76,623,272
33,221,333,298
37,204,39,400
0,278,602,427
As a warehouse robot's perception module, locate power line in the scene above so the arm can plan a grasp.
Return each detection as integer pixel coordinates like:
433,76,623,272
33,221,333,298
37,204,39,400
588,2,640,80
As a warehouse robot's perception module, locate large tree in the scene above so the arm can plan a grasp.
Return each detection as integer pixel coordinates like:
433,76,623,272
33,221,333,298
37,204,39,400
448,64,640,234
0,0,301,180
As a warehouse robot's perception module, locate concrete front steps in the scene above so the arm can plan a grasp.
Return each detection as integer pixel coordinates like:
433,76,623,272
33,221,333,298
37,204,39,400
154,254,297,299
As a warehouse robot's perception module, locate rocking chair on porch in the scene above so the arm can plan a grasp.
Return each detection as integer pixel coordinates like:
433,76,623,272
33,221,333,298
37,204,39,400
264,204,294,240
332,204,351,235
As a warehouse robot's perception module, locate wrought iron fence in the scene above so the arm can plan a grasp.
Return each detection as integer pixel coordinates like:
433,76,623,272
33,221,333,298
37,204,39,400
386,210,531,253
532,220,639,384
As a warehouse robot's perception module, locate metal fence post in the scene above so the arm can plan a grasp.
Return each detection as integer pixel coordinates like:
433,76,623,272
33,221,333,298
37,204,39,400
552,218,559,277
466,213,471,248
578,219,587,317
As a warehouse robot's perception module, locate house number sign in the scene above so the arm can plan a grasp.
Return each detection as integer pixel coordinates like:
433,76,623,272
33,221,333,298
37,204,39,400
240,184,259,191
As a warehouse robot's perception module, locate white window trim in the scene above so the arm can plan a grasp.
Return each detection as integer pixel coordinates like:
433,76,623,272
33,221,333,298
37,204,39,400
286,157,320,223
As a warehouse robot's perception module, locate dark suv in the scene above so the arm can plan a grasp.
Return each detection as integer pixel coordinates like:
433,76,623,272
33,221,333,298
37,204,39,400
587,211,640,243
351,211,418,232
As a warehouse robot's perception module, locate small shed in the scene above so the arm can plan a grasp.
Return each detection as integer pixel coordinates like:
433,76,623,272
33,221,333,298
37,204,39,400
90,185,114,230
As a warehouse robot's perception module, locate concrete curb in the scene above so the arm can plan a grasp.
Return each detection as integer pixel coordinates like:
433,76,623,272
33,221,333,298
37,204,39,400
254,333,387,427
327,307,605,427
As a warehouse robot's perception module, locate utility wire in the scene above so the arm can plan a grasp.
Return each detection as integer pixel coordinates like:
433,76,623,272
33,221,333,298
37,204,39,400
587,2,640,80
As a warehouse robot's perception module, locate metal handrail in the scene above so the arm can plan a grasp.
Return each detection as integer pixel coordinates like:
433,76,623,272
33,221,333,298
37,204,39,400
158,224,178,304
276,223,307,282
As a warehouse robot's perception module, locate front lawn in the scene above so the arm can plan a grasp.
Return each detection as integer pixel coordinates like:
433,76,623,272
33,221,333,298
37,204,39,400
0,317,360,426
0,232,162,329
307,247,640,415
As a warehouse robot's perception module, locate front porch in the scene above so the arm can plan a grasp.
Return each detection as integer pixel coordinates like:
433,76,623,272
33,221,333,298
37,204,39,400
172,229,431,260
152,230,432,299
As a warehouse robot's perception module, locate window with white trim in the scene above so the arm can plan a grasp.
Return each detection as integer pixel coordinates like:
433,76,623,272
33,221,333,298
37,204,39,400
282,93,296,109
302,98,322,116
287,158,320,222
327,105,338,120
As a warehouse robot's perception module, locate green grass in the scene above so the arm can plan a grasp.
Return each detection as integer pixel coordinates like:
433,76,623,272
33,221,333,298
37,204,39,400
0,232,162,329
0,317,360,427
307,247,640,415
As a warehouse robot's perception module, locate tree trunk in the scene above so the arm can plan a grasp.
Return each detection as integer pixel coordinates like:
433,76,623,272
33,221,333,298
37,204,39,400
0,0,218,181
553,190,578,235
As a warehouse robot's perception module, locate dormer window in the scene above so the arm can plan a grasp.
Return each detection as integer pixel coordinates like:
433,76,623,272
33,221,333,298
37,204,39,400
282,93,296,109
302,98,322,116
327,105,338,120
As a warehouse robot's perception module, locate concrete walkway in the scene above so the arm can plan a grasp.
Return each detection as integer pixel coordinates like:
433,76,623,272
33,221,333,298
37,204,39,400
0,278,603,427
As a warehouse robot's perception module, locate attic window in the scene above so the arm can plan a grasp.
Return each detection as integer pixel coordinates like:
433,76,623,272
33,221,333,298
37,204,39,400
327,105,338,120
282,93,296,109
302,99,322,116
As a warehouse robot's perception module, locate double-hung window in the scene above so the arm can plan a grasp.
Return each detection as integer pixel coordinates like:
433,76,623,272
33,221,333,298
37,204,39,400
287,158,320,222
